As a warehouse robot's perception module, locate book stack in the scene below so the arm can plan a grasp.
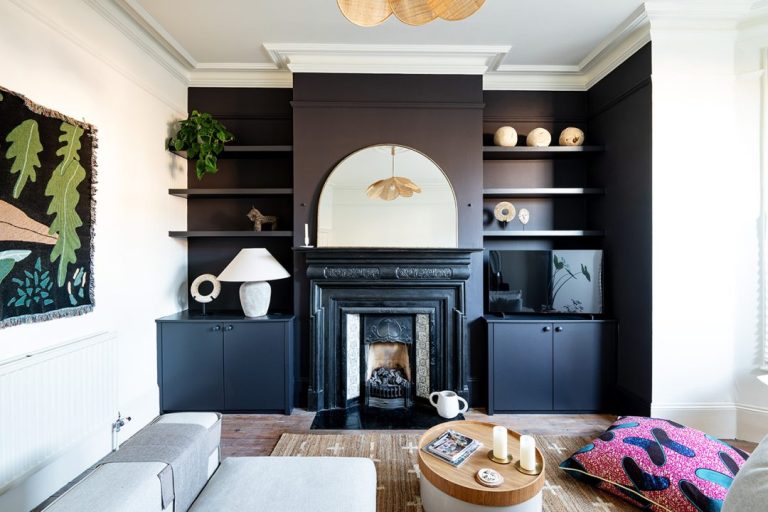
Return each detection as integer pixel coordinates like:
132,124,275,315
424,429,482,467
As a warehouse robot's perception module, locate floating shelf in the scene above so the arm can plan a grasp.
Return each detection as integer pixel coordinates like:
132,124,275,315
483,230,604,238
482,146,604,160
170,145,293,159
169,231,294,238
169,188,293,198
483,188,604,197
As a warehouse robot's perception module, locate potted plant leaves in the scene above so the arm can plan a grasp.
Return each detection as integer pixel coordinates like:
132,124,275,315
169,110,234,179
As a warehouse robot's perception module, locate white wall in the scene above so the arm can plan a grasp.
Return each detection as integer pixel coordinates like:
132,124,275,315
0,0,187,509
649,3,768,441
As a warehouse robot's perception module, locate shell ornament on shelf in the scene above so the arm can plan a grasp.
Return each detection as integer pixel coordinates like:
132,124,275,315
366,146,423,201
337,0,486,26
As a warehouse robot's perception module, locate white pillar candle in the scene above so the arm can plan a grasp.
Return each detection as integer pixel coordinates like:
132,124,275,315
304,223,309,246
492,426,508,460
520,435,536,471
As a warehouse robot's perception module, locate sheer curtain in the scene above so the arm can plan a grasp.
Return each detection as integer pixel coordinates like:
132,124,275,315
762,48,768,370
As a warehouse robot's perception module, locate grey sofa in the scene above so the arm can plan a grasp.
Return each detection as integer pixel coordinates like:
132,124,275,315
723,434,768,511
43,412,377,512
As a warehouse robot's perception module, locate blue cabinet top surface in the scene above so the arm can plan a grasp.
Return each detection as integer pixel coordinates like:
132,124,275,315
157,310,295,323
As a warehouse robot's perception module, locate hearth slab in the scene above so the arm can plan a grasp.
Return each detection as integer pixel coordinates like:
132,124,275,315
310,406,465,430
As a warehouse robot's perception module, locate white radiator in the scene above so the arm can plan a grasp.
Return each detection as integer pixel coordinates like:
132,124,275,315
0,331,118,494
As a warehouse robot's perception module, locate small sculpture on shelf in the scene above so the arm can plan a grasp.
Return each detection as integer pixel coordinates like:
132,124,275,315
247,207,278,231
493,126,518,147
190,273,221,316
559,127,585,146
493,201,516,226
526,128,552,147
518,208,530,229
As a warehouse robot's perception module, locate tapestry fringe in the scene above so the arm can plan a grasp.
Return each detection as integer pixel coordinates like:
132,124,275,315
0,305,95,329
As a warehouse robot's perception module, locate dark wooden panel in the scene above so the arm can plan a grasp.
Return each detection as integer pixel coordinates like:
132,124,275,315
553,322,612,411
491,323,553,411
292,73,484,406
224,322,287,411
160,323,224,411
587,43,652,413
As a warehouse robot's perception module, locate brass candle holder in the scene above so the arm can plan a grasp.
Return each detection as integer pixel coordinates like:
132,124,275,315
514,460,543,476
487,450,513,465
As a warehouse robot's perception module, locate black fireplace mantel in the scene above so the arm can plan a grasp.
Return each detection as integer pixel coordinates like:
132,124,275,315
297,247,481,412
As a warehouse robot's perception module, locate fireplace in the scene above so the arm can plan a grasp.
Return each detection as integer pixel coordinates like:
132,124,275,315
299,248,479,414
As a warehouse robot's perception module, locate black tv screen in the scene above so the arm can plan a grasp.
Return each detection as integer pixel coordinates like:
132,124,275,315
488,250,603,314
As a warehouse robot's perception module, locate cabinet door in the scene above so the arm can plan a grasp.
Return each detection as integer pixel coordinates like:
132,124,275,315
491,323,553,411
161,323,224,411
553,322,612,411
223,322,286,411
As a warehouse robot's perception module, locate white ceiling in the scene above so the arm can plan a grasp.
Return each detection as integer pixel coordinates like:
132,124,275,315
131,0,644,67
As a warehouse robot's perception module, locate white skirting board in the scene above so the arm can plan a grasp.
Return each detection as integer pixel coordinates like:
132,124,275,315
651,402,768,442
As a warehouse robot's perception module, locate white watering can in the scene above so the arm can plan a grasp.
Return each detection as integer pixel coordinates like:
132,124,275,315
429,390,469,418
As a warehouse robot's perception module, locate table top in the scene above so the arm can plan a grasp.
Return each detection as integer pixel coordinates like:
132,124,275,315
417,420,546,507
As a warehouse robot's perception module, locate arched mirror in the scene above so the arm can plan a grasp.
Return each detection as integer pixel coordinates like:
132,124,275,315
317,145,458,247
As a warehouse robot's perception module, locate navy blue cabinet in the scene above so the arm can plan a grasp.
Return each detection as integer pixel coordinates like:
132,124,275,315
486,318,616,413
157,312,294,414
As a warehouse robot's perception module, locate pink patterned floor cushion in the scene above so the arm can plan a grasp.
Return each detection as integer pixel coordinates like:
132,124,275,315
559,416,750,512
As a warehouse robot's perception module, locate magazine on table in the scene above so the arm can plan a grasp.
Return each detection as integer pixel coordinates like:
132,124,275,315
424,429,482,467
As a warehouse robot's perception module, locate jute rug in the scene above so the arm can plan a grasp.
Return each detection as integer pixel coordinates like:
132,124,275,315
271,433,635,511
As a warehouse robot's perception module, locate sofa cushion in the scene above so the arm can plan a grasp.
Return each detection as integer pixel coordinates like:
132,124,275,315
44,462,170,512
560,416,749,511
723,434,768,511
189,457,377,512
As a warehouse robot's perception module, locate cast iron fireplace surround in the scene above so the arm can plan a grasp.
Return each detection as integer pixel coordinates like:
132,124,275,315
298,248,480,412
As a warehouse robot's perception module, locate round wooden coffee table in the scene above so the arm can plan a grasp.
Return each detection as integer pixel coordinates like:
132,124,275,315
417,421,545,512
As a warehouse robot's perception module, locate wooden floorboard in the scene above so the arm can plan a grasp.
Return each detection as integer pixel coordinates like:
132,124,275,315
222,409,619,458
221,409,759,458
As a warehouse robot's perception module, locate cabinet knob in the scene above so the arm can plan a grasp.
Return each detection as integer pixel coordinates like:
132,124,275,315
212,325,221,332
555,326,563,333
542,326,551,333
224,325,234,332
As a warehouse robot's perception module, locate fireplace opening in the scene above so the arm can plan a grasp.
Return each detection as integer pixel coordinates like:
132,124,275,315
365,342,412,409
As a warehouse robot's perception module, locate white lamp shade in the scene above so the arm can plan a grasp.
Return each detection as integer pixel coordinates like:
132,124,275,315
217,248,290,283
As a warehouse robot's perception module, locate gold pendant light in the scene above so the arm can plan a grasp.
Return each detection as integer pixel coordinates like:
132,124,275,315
338,0,485,26
366,146,422,201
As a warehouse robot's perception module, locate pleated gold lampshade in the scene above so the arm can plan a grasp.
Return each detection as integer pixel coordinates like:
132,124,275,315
337,0,485,26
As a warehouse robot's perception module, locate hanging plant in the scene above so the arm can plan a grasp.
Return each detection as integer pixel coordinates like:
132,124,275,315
169,110,234,179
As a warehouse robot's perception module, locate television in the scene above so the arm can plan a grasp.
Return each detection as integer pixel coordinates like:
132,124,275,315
488,250,603,315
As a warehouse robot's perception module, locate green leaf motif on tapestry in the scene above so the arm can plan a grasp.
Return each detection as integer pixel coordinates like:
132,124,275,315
46,122,85,287
0,250,31,285
5,119,43,198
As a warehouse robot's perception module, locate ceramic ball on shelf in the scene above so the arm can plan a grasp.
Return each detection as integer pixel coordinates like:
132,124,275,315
493,126,518,147
559,127,585,146
526,128,552,147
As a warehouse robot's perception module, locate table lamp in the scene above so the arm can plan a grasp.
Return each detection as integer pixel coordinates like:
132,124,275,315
217,248,290,317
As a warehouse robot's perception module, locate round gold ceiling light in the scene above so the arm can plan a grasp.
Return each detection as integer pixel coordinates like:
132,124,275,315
337,0,485,26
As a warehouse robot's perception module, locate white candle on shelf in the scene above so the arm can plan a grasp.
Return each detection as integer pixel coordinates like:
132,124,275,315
304,223,309,246
492,426,508,460
520,435,536,471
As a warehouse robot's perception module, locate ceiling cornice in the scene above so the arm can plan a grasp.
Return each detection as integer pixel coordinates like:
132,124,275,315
263,43,511,76
93,0,760,93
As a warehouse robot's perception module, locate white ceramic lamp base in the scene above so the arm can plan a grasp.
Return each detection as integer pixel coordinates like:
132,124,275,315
239,281,271,317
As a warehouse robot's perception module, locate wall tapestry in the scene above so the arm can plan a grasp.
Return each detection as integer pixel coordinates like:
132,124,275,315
0,85,96,328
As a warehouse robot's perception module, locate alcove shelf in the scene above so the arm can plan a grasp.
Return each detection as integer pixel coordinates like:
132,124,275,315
482,146,604,160
170,145,293,159
169,188,293,198
482,188,604,197
482,230,604,238
169,230,294,238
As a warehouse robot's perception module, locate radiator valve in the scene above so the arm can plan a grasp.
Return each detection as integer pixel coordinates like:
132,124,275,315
112,411,131,433
111,412,132,451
